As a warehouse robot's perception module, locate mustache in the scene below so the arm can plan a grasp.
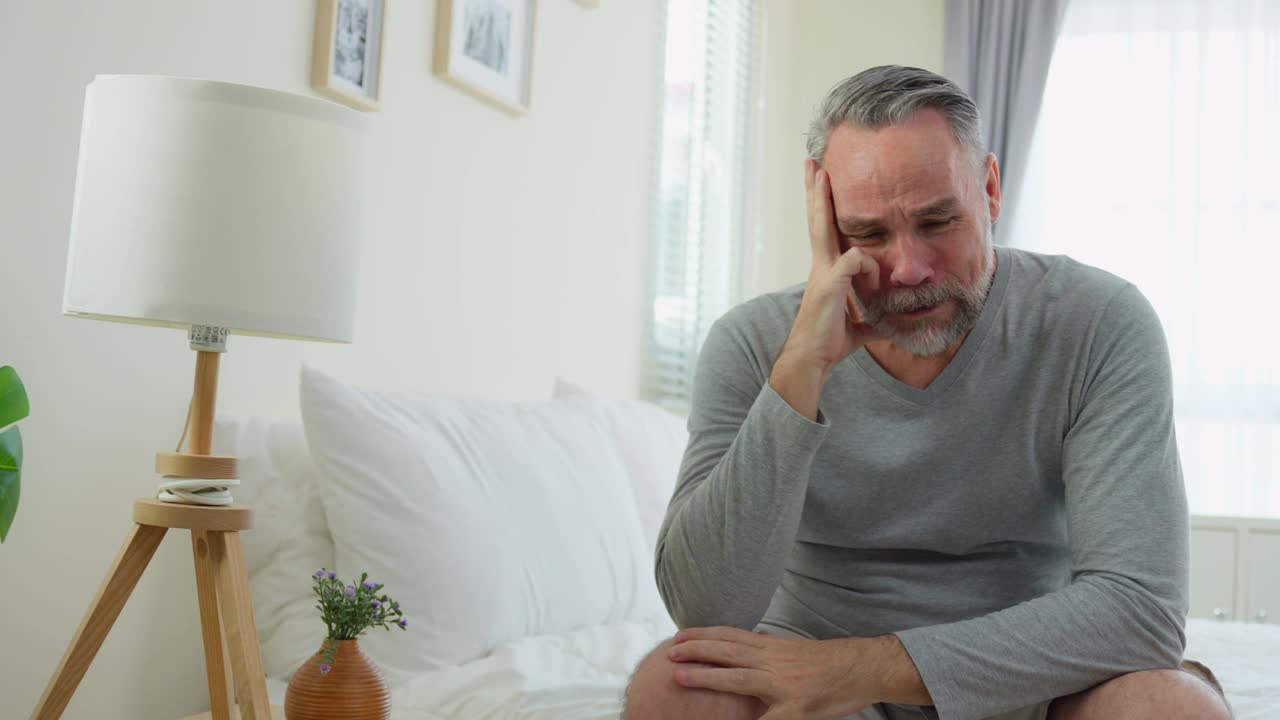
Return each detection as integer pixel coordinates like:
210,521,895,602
866,280,966,314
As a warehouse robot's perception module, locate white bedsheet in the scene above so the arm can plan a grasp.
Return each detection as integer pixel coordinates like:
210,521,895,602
268,616,1278,719
389,615,678,719
1184,619,1280,720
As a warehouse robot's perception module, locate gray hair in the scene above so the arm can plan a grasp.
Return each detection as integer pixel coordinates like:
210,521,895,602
805,65,985,172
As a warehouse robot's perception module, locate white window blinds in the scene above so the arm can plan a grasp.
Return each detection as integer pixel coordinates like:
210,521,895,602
645,0,763,415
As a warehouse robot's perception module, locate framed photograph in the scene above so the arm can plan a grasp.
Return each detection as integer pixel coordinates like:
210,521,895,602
312,0,386,111
434,0,536,116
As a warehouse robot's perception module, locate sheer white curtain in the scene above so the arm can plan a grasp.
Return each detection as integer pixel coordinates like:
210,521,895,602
1009,0,1280,517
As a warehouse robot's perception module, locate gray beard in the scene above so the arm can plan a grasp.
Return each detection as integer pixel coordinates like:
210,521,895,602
852,245,996,357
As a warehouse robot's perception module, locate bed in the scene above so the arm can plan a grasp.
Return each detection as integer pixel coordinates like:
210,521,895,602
1183,618,1280,719
225,370,1279,720
261,616,1280,719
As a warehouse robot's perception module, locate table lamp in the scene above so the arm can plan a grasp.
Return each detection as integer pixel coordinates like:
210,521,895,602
33,75,371,720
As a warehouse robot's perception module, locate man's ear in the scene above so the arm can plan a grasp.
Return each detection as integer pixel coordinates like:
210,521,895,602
985,152,1002,224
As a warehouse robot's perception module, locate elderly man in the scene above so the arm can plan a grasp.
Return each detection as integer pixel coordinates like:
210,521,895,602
623,66,1231,720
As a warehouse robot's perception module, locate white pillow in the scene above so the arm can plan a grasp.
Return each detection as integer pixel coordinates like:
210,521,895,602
551,378,688,558
211,416,333,680
298,366,659,684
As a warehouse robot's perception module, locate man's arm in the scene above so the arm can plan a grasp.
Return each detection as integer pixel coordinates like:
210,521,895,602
879,284,1188,720
871,634,932,705
654,311,831,630
657,161,883,631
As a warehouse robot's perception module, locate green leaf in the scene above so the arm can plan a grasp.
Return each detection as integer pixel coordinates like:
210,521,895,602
0,367,29,429
0,425,22,543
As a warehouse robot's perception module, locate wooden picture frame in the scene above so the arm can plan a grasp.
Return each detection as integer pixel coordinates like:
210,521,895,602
433,0,536,116
312,0,387,111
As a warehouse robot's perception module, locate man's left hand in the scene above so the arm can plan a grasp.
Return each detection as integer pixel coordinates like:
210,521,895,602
667,626,879,720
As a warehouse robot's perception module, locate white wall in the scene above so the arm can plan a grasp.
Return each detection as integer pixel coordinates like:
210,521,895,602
756,0,946,293
0,2,661,718
0,1,945,717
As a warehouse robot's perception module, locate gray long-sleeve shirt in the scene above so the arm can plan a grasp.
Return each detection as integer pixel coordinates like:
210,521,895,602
654,246,1190,720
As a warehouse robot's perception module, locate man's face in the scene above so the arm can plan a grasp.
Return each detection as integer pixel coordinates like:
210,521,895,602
823,109,1001,356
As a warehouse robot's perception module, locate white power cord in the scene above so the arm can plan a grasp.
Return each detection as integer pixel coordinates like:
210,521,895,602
158,476,240,505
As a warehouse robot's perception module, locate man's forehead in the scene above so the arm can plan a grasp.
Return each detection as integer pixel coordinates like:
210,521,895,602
834,195,961,232
823,117,970,219
830,162,965,221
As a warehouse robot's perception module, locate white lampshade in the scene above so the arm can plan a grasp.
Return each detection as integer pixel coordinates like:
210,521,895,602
63,75,372,343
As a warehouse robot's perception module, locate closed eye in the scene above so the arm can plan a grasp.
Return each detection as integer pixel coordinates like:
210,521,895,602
921,218,954,230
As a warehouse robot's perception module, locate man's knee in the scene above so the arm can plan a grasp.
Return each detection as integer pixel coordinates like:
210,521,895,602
622,637,766,720
1050,663,1232,720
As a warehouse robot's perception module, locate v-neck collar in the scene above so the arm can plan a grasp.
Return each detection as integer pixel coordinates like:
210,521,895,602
848,244,1011,407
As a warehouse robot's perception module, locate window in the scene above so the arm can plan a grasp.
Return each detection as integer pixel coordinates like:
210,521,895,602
1010,0,1280,517
645,0,764,415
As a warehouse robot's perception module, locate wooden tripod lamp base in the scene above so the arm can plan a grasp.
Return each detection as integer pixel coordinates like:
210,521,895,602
32,349,271,720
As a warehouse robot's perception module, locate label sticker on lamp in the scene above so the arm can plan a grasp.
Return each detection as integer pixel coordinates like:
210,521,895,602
188,325,230,352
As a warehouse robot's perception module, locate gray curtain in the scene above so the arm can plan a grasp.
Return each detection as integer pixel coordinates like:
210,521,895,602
945,0,1069,244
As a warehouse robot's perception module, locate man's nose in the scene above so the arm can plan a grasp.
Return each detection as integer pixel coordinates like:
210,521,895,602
888,234,935,287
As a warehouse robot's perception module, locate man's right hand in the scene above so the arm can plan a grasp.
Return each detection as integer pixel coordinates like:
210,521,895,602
769,159,882,421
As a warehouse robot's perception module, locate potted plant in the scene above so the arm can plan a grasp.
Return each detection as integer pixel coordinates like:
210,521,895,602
0,365,30,543
284,569,406,720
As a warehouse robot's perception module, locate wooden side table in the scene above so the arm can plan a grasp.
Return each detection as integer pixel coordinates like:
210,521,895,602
31,498,272,720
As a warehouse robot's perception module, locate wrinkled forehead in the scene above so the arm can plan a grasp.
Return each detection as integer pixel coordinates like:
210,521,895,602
823,111,976,217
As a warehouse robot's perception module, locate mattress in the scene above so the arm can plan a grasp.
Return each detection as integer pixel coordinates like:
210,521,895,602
268,616,1278,719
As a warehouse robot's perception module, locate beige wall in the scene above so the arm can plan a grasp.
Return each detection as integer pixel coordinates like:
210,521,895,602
756,0,946,294
0,2,944,717
0,2,661,718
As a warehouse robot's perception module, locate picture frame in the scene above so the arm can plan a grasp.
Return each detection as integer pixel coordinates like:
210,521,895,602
434,0,537,116
312,0,387,111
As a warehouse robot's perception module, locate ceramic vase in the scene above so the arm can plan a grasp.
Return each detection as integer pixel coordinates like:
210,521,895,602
284,639,391,720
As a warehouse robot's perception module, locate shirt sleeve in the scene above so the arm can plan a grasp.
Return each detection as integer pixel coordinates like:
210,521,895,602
655,312,831,630
893,284,1190,720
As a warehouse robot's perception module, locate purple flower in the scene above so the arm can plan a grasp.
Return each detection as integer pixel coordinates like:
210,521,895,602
313,569,324,578
320,663,331,675
345,585,356,598
327,571,336,580
372,600,381,609
362,580,378,590
398,619,407,629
